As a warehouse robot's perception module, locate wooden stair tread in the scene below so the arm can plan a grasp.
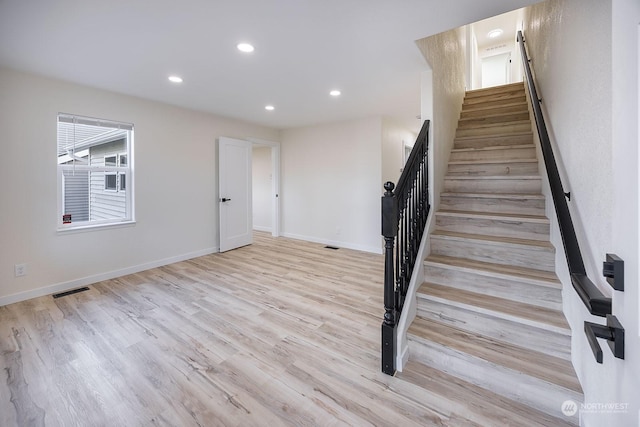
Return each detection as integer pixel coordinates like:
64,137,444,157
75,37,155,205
451,143,534,153
440,192,545,200
445,175,540,181
417,283,569,331
465,82,524,96
398,360,577,427
456,119,531,130
424,254,560,287
460,100,528,113
407,317,581,394
454,131,533,141
463,94,527,107
448,158,538,165
459,111,530,123
436,209,549,223
431,229,554,249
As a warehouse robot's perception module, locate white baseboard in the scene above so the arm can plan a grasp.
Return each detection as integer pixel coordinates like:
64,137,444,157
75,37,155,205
253,225,272,233
0,247,219,307
281,232,383,254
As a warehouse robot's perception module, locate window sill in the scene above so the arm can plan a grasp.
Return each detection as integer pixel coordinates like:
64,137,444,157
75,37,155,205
57,220,136,234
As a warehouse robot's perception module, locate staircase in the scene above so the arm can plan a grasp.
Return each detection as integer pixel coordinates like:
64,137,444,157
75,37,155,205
401,83,583,424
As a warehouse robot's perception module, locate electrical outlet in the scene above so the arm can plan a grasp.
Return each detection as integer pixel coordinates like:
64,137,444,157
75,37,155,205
14,263,27,277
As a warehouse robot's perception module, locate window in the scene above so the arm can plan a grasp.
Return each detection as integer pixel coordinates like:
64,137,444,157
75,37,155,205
104,173,117,191
57,114,134,230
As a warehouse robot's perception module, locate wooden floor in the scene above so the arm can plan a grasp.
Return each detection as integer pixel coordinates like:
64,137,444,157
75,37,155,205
1,232,566,426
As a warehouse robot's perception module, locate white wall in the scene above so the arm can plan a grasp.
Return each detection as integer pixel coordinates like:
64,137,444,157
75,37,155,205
252,146,272,232
0,67,278,305
523,0,639,425
280,117,382,253
416,27,467,213
381,117,416,186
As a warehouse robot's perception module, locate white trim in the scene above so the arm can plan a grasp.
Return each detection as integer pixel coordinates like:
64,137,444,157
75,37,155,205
0,246,218,307
282,232,382,254
395,206,433,372
253,225,272,233
57,219,136,234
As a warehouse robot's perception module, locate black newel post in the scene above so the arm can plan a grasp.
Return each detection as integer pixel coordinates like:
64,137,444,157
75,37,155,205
381,181,397,375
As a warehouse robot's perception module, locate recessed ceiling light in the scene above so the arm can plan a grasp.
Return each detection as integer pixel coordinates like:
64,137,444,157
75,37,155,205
168,75,183,83
329,90,341,97
488,29,504,39
265,105,275,111
237,43,255,53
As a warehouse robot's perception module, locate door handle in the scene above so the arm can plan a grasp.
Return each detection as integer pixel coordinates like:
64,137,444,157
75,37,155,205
221,198,231,202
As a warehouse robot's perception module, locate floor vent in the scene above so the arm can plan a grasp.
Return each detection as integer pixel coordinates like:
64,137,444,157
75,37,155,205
53,287,90,299
324,246,340,250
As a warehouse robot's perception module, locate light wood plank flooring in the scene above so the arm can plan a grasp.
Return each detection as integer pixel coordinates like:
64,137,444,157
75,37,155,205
1,232,567,426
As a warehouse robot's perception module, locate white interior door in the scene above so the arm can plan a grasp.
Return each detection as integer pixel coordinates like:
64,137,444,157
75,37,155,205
218,137,253,252
481,52,511,88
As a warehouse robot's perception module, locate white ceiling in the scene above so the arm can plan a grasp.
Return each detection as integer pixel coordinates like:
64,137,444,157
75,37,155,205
474,8,525,50
0,0,539,131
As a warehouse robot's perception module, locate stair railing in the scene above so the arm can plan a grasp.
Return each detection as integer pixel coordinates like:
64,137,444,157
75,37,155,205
517,31,612,317
381,120,430,375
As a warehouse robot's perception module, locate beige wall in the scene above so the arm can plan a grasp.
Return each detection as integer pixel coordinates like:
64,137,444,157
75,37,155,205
381,117,416,187
416,27,467,212
280,117,383,253
0,67,279,304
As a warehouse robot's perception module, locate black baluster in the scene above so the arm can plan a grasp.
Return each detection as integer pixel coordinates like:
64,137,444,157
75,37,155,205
381,181,397,375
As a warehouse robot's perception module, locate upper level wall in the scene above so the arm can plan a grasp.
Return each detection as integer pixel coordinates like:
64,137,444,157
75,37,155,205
416,27,467,212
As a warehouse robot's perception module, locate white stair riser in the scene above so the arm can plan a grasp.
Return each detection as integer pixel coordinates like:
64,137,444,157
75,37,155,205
424,265,562,310
444,178,542,194
458,112,531,128
435,215,550,241
430,236,555,272
414,299,571,360
439,195,545,216
447,161,538,176
456,122,531,138
449,146,536,162
407,338,580,421
454,134,533,149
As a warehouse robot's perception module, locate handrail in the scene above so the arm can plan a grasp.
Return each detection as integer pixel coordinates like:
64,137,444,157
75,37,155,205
517,31,611,317
381,120,430,375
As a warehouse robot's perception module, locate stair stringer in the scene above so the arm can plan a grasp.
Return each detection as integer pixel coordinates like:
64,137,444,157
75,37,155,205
394,214,432,372
521,69,587,399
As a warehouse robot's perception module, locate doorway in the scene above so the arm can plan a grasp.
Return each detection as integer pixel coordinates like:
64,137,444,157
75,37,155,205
481,52,511,88
249,138,280,237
